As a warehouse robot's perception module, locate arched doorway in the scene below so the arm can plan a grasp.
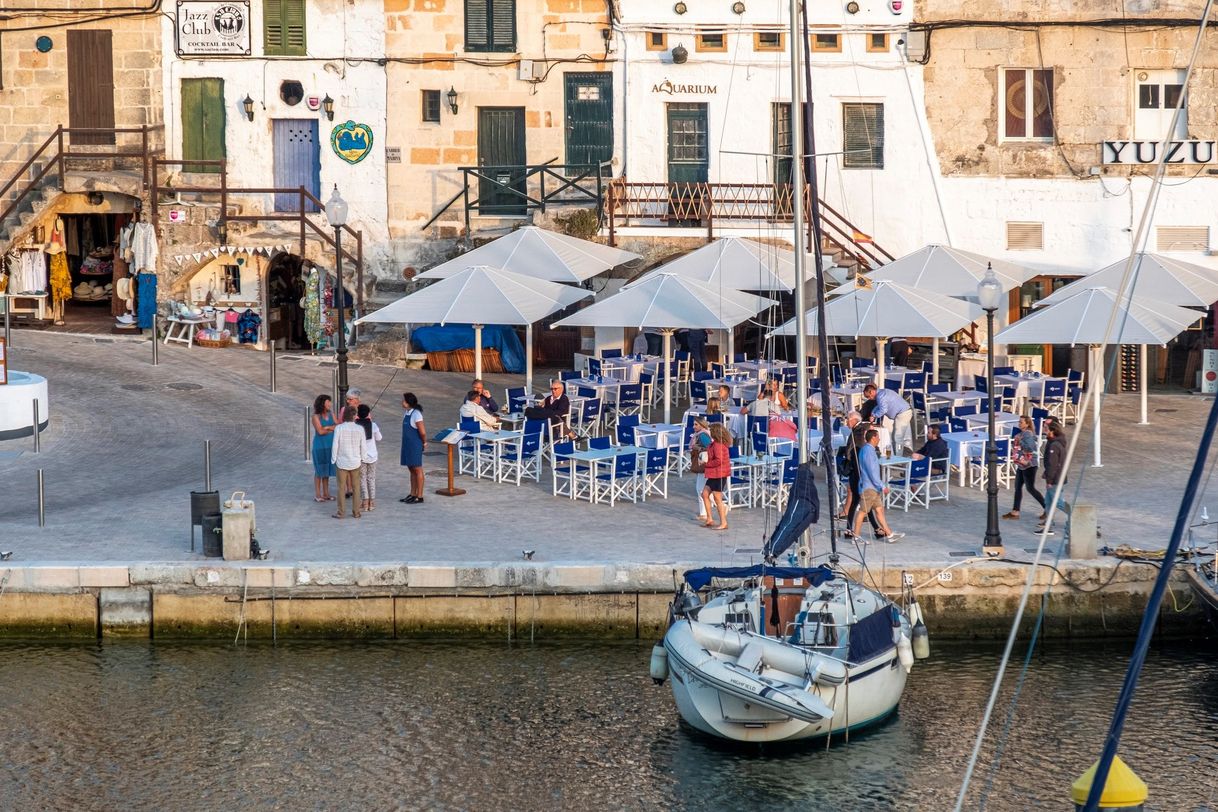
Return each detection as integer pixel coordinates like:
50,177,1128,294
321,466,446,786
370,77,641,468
265,252,308,349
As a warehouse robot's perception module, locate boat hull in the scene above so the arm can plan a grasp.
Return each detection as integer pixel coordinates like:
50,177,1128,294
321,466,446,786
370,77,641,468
664,622,907,743
1186,566,1218,630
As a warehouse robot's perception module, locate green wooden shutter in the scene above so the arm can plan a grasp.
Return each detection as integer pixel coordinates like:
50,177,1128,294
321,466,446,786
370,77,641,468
182,78,226,173
465,0,489,51
490,0,515,51
265,0,305,56
843,102,883,169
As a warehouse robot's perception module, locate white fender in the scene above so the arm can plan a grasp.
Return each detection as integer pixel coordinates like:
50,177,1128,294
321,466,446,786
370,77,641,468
897,631,914,673
687,621,848,686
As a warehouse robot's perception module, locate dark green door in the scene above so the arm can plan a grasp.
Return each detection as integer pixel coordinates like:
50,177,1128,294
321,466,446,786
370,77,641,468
667,103,708,225
477,107,526,215
181,78,226,173
564,73,613,169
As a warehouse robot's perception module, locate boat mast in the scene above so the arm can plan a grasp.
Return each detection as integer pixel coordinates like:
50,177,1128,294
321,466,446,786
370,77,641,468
785,0,815,564
793,0,839,561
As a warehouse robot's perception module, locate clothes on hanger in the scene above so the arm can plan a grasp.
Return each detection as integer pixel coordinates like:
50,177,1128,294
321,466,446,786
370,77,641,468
237,308,262,344
131,222,157,273
7,248,47,293
135,273,157,328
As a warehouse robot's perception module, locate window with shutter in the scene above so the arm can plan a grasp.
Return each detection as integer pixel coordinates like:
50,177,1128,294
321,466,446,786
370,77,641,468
999,68,1053,141
265,0,306,56
842,102,883,169
466,0,515,52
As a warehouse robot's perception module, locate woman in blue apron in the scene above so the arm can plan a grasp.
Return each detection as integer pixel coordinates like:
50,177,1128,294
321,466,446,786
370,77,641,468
311,394,336,502
399,392,427,504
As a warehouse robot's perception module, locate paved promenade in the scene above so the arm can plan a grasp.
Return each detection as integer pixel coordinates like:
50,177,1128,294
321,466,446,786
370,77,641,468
0,330,1208,566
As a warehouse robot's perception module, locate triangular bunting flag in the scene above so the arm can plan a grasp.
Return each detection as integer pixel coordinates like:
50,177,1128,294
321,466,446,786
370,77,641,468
192,252,203,263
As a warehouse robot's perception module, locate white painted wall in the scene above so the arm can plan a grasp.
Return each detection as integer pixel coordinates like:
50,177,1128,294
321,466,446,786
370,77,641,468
160,0,388,242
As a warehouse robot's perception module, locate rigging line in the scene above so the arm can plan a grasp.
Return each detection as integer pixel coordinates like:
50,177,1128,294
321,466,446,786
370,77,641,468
955,3,1216,807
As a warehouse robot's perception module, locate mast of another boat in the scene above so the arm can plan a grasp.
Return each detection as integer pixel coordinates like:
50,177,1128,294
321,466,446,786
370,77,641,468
787,0,839,565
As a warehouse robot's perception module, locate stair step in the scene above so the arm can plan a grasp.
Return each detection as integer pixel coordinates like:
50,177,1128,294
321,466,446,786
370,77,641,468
18,211,35,226
375,278,411,294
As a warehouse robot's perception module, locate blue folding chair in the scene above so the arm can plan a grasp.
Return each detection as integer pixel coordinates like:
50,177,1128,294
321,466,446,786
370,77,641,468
505,386,527,413
927,382,949,394
588,358,602,377
589,436,612,450
640,448,670,500
593,453,638,506
600,348,623,359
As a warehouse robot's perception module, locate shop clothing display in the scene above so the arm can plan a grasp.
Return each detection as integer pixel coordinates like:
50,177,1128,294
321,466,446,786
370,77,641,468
237,309,262,344
304,267,324,348
49,253,71,304
111,254,130,317
130,222,157,273
136,273,158,328
7,248,47,293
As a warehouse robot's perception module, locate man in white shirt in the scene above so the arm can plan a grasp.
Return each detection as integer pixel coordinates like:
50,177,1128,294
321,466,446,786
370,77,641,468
459,390,500,431
330,406,367,519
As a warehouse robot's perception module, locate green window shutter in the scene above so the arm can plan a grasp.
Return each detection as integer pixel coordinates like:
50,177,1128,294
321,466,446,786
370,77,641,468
843,102,884,169
182,78,225,172
465,0,489,51
265,0,304,56
283,0,306,55
490,0,515,51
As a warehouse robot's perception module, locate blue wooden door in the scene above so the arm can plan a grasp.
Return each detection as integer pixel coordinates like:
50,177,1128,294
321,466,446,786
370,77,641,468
273,119,320,212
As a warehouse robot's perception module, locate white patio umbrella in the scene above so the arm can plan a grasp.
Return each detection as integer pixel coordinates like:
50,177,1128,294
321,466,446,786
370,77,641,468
1034,253,1218,425
417,225,640,284
552,273,777,422
356,265,592,389
627,236,807,362
995,285,1202,467
769,280,983,386
862,245,1039,382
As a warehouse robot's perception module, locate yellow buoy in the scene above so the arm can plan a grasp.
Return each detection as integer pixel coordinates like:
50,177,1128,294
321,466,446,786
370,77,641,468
1070,756,1148,810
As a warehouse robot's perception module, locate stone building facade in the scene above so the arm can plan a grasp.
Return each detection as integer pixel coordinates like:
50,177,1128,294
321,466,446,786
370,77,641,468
384,0,617,271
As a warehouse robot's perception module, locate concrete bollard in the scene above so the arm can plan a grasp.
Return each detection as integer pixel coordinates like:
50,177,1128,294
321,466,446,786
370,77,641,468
305,406,312,461
32,399,39,453
1068,503,1098,559
269,342,277,392
37,468,45,527
151,314,159,366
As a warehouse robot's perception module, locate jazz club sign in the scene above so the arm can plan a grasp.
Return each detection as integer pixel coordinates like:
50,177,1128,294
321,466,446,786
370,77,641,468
1102,139,1217,164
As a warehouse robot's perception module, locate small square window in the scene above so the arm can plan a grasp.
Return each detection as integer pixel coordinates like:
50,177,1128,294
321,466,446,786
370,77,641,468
696,32,727,52
576,84,600,101
646,31,667,51
867,33,888,52
422,89,441,123
811,33,841,52
754,31,783,51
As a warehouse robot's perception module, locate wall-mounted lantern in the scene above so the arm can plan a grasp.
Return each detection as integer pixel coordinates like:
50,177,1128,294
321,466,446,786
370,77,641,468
322,94,335,122
447,87,459,115
243,95,255,122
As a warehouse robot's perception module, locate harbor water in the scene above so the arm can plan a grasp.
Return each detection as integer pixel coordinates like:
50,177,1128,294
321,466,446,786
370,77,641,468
0,638,1214,810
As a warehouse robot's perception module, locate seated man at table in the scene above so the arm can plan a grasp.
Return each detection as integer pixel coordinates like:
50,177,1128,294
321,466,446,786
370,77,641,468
853,429,904,542
535,380,573,440
743,390,778,417
460,390,500,431
717,384,734,405
471,379,500,413
913,424,949,474
863,383,913,455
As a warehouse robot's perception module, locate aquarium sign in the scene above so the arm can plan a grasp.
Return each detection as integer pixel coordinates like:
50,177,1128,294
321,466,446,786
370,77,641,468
331,121,374,164
176,1,250,56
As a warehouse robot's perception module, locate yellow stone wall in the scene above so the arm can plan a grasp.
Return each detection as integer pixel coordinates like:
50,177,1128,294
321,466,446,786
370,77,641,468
384,0,614,243
917,0,1218,177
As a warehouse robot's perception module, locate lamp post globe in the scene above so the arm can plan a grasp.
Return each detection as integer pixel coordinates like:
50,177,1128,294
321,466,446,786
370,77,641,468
979,263,1004,557
326,186,351,404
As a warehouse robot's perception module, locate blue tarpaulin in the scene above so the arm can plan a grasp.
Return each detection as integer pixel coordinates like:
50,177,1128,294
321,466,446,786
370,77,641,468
410,324,526,373
683,565,836,592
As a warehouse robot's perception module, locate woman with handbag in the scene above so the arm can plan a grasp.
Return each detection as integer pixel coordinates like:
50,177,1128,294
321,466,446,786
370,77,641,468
689,417,713,521
1003,415,1045,520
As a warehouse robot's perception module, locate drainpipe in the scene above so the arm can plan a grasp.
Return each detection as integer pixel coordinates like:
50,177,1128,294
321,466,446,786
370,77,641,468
614,15,628,177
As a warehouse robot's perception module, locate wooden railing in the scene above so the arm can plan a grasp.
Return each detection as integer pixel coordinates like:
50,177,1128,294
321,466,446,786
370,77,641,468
453,160,607,236
0,125,160,228
605,178,894,270
151,158,364,316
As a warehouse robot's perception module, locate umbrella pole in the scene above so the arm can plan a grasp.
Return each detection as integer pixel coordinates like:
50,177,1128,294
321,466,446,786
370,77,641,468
526,322,534,394
474,323,483,380
662,329,673,424
1092,344,1103,468
1138,343,1149,425
876,338,887,388
726,329,734,366
932,337,940,384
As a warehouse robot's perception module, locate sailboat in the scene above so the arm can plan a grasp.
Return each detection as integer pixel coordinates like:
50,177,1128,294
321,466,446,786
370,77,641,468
649,0,924,744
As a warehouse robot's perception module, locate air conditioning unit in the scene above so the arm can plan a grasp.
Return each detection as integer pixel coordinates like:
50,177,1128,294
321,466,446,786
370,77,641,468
517,60,544,81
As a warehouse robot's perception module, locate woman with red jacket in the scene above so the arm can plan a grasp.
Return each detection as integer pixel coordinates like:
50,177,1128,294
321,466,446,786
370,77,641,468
700,422,734,530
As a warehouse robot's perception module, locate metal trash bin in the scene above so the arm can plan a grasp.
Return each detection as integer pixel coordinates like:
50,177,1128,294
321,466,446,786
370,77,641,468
190,490,220,552
201,513,224,558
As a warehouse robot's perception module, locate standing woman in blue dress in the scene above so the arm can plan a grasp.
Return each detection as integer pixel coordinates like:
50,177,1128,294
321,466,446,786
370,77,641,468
311,394,337,502
399,392,427,504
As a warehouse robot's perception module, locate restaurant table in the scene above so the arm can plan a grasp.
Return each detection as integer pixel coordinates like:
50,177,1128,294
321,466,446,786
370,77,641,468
703,377,760,402
564,444,648,503
995,373,1058,413
831,385,869,413
733,360,796,383
469,429,523,480
941,430,990,487
879,454,915,510
634,422,684,449
565,377,624,404
927,390,984,409
964,412,1020,432
598,355,662,383
730,453,788,508
685,406,748,439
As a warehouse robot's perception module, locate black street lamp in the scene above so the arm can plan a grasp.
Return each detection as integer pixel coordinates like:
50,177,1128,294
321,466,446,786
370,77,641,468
325,185,350,404
978,263,1005,558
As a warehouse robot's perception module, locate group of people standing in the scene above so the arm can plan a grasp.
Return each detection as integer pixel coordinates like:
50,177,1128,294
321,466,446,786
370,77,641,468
311,389,428,516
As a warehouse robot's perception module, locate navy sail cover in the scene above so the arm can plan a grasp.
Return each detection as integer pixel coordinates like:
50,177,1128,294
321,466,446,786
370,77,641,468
763,460,821,558
683,564,835,592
